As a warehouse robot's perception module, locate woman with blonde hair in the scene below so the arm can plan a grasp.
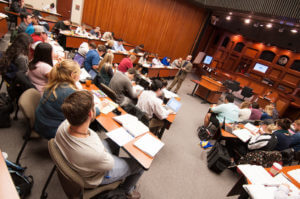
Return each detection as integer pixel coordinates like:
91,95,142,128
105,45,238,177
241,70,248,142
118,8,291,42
98,53,114,85
260,104,273,120
34,60,81,139
105,40,114,50
238,101,251,121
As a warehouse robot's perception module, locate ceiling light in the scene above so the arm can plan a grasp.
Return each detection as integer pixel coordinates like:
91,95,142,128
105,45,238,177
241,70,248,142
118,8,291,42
266,23,272,28
270,19,274,22
291,29,298,33
226,16,231,20
278,28,284,33
253,23,259,27
244,19,251,24
229,12,232,15
260,24,264,27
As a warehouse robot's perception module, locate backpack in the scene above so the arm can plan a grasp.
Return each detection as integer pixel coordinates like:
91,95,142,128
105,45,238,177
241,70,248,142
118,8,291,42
6,159,34,199
197,125,214,141
207,142,231,173
0,92,14,128
238,150,282,168
94,188,127,199
247,134,278,151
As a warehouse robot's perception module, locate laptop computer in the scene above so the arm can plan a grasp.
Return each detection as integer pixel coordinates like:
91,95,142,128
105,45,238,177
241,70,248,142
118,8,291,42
164,98,181,113
88,69,98,80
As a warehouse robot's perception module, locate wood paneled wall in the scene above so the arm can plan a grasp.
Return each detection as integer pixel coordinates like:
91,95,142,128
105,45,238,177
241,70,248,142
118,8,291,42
82,0,207,59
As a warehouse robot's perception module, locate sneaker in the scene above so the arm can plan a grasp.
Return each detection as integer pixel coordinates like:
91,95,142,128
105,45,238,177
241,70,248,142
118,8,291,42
127,190,141,199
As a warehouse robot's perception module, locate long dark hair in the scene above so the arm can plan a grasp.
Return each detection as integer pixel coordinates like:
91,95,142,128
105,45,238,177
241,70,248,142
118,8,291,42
0,33,32,74
29,43,53,70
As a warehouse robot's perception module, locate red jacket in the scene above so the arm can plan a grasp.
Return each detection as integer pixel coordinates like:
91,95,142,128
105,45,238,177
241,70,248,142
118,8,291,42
118,57,133,73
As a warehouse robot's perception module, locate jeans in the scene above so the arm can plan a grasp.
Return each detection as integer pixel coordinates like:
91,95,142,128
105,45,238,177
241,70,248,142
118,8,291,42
290,133,300,152
100,139,144,194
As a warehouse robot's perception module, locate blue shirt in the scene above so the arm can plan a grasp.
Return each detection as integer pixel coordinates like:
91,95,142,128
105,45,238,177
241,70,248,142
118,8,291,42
161,57,170,66
211,103,239,123
274,130,292,151
25,24,34,35
113,41,126,52
84,50,100,72
260,112,273,120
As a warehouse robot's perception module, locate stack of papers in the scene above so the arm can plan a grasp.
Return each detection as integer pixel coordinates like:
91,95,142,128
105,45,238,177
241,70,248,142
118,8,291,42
238,165,277,185
288,169,300,184
162,88,178,99
106,128,134,146
134,134,164,157
113,114,149,137
232,129,254,142
79,68,91,81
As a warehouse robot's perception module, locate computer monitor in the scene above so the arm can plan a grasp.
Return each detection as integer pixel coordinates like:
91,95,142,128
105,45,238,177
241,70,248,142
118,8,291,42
253,63,269,73
203,55,213,65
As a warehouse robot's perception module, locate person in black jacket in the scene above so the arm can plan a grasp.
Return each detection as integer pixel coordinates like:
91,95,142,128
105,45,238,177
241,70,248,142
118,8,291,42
52,20,71,49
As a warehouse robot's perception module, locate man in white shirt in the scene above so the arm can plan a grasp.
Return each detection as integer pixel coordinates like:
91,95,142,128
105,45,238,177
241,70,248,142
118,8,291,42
43,3,57,14
137,79,173,137
113,38,126,52
55,90,143,199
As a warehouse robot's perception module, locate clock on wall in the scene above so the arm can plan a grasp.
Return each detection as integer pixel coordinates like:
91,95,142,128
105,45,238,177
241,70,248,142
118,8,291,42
277,55,289,66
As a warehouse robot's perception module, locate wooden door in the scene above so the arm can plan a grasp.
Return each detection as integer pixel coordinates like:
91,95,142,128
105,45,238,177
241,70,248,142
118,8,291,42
57,0,73,19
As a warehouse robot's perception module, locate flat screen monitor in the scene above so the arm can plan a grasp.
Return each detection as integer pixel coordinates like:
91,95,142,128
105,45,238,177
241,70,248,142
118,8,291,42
253,63,269,73
203,55,213,65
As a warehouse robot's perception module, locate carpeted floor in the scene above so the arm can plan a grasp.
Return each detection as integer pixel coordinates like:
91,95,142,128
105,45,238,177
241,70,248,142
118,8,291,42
0,33,239,199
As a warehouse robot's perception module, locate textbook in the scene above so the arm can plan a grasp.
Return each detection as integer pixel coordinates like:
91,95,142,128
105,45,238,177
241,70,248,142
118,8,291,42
232,129,254,142
244,123,259,134
134,133,164,157
113,114,149,137
98,99,118,115
162,88,178,99
106,128,134,146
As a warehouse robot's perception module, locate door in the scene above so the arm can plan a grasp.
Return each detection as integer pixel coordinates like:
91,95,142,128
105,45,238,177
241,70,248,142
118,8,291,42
57,0,73,19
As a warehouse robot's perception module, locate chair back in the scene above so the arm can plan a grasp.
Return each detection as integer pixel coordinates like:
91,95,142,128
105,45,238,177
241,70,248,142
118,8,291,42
48,139,84,198
122,103,149,126
18,88,41,128
100,83,117,102
241,86,253,98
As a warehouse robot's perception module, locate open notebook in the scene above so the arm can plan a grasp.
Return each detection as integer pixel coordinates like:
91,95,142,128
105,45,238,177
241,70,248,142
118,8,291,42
106,128,134,146
134,134,165,157
113,114,149,137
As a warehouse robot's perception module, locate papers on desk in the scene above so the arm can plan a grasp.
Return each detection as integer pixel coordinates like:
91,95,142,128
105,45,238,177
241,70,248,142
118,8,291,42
134,134,164,157
133,85,144,96
244,123,259,134
98,99,118,115
142,63,151,68
243,184,276,199
75,81,83,90
92,90,107,98
274,173,300,196
232,129,254,142
288,169,300,184
0,13,8,18
162,88,178,99
238,165,277,185
113,114,149,137
80,68,91,81
106,128,134,146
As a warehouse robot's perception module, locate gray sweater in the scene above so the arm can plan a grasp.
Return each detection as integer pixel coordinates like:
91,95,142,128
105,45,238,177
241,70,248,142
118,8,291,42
109,71,137,105
55,120,114,188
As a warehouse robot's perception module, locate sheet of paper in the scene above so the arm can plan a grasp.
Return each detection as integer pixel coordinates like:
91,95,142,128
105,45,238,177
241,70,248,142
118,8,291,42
75,81,83,90
99,99,118,114
106,128,134,146
113,114,138,125
238,164,277,185
243,185,276,199
123,121,149,137
134,134,164,157
232,129,253,142
93,94,101,104
162,88,178,98
274,173,300,196
244,123,259,134
80,68,91,81
288,169,300,184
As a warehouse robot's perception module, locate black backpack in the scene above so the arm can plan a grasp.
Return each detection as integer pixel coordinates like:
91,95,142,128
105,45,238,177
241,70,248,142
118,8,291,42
94,188,127,199
6,160,34,199
197,126,212,141
0,92,14,128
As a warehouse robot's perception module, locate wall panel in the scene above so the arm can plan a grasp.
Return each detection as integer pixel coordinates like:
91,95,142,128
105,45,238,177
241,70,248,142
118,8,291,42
82,0,207,59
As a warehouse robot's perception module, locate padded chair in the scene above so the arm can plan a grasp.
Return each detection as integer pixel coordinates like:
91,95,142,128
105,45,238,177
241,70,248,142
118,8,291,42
228,81,241,93
241,86,254,100
16,88,41,164
99,83,118,102
43,139,122,199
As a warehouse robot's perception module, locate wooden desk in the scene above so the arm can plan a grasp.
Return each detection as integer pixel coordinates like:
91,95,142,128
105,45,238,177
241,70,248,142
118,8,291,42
0,150,20,199
0,17,8,38
82,84,155,170
25,7,63,21
143,66,179,78
193,76,225,104
0,1,8,13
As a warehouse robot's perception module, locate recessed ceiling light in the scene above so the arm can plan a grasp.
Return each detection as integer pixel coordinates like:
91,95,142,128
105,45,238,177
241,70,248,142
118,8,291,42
291,29,298,33
229,12,232,15
226,16,231,20
260,24,264,27
278,28,284,32
270,19,274,22
244,19,251,24
266,23,272,28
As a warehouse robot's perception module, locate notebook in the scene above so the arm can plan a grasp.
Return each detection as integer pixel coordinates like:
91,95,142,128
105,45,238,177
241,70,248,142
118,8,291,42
287,169,300,184
79,68,91,81
238,164,277,185
113,114,149,137
106,128,134,146
134,134,164,157
232,129,254,142
165,98,181,113
244,123,259,134
162,88,178,99
98,99,119,114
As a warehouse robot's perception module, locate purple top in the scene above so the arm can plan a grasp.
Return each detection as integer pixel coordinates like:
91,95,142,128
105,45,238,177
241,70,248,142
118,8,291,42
249,108,262,120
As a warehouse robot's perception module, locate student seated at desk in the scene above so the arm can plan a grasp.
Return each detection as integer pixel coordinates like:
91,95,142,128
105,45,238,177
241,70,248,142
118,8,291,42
28,43,53,95
161,57,170,66
102,32,114,41
34,60,81,139
43,3,57,14
10,0,26,14
18,13,32,34
290,120,300,151
52,19,71,49
171,58,182,68
238,101,251,121
90,27,101,38
109,68,138,107
273,118,293,151
105,40,114,50
260,105,274,120
55,90,143,199
75,24,89,37
130,44,144,54
137,79,173,134
138,52,149,66
113,39,126,52
152,54,162,66
118,55,136,73
97,53,114,86
84,44,106,72
249,102,262,120
25,13,41,35
204,94,239,127
0,33,32,75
